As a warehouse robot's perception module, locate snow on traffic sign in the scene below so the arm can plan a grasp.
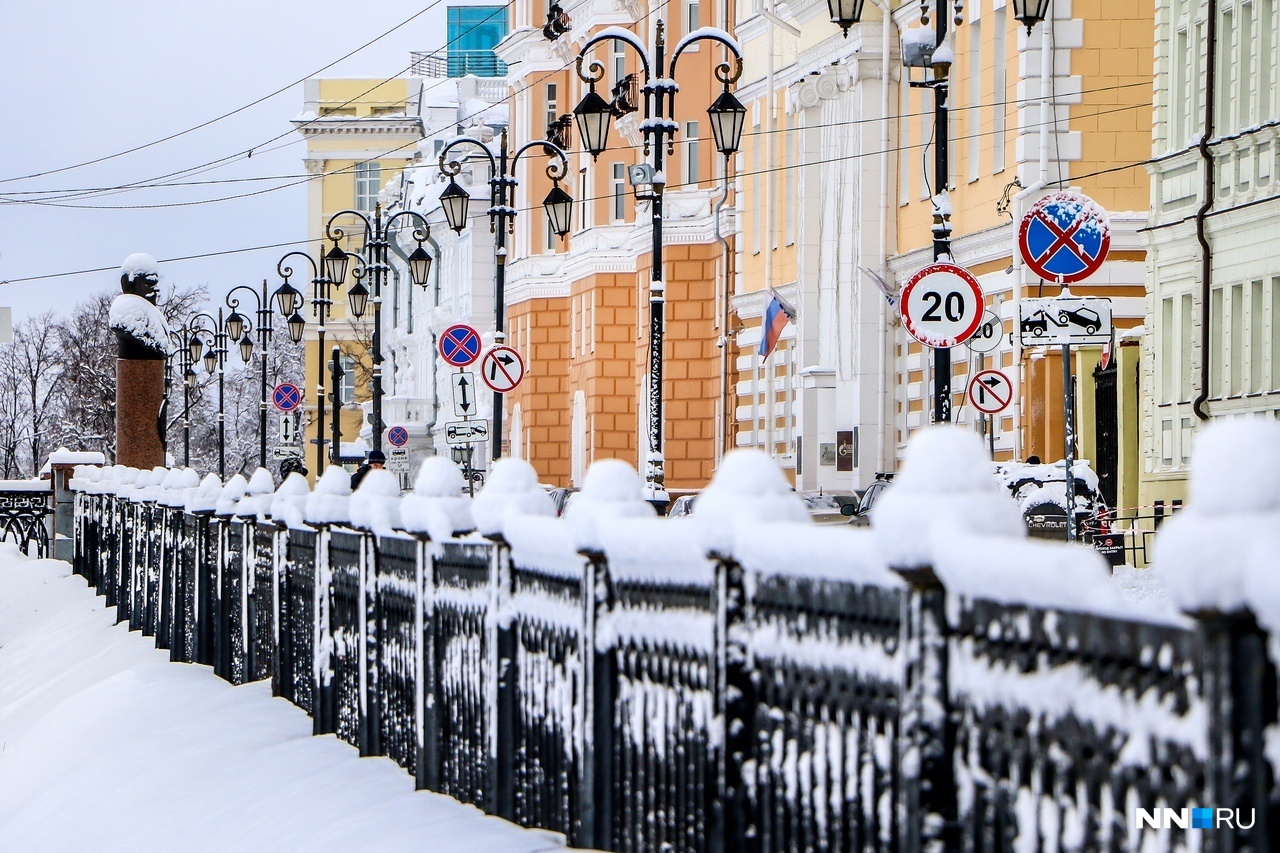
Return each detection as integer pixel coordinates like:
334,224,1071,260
965,310,1003,354
272,382,302,412
968,369,1013,415
439,324,482,367
480,345,525,393
900,263,985,348
386,425,409,447
451,372,477,417
1018,192,1111,283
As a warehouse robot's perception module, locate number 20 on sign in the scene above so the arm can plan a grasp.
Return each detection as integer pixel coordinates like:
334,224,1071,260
900,262,985,348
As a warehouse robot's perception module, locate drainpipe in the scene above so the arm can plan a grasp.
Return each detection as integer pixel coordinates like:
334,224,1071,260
1192,0,1218,421
873,0,893,473
424,233,443,445
712,173,732,467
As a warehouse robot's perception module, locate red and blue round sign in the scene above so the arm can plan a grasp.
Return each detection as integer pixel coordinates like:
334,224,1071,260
272,382,302,412
1018,192,1111,284
438,324,482,367
386,425,409,447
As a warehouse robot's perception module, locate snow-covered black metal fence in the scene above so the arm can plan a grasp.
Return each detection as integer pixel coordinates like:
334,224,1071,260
64,422,1280,853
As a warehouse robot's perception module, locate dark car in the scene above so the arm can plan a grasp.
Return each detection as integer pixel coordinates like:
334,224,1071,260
666,493,698,519
1057,307,1101,334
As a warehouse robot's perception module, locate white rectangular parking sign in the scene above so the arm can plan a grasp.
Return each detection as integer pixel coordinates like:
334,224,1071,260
1019,297,1112,346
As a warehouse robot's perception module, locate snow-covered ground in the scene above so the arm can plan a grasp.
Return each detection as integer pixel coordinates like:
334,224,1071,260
0,546,567,852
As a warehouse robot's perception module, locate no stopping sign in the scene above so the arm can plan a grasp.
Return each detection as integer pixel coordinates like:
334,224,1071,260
900,263,985,348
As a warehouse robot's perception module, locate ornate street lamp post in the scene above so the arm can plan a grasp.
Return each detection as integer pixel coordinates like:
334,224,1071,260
274,252,330,475
573,20,745,499
182,310,228,477
437,129,572,463
225,280,282,471
325,206,433,456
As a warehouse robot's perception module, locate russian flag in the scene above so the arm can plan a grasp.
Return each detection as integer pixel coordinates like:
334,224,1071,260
758,291,796,360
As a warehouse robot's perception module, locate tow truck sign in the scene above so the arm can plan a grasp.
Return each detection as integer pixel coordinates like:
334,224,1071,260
1018,296,1112,347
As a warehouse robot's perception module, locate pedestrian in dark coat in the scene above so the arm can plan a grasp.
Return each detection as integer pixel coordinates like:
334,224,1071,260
350,449,386,491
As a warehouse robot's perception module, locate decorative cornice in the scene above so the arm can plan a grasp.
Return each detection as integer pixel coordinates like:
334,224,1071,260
292,116,424,138
786,64,852,114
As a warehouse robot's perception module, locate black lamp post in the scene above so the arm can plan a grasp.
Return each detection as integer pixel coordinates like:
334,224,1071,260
437,129,572,464
325,206,432,456
182,311,228,478
573,19,745,499
225,280,279,471
1012,0,1052,33
164,329,197,468
275,252,332,475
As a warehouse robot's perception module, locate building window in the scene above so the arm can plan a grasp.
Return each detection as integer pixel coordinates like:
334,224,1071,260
612,163,627,221
992,5,1007,174
684,120,700,187
447,6,509,77
545,83,558,132
340,354,357,404
967,18,981,182
611,39,626,85
355,161,381,212
579,168,590,231
686,0,700,35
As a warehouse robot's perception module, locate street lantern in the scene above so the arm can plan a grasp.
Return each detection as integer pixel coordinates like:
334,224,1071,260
407,245,433,288
1012,0,1052,33
573,87,614,160
324,243,350,286
273,280,302,317
184,366,198,389
347,280,370,319
439,179,471,234
287,312,306,344
187,333,204,365
542,183,574,238
225,311,245,342
239,335,254,364
827,0,867,37
707,89,748,156
203,348,218,375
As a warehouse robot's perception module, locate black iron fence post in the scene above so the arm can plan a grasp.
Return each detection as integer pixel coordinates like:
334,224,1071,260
578,548,616,851
714,553,753,853
1194,608,1278,852
487,533,516,821
313,526,336,737
414,533,440,792
360,531,382,758
893,564,958,851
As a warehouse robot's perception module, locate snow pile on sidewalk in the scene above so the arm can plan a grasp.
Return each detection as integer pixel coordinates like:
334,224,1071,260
0,547,566,852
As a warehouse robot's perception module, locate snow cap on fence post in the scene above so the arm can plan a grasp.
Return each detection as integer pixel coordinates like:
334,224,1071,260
269,472,311,529
349,468,403,536
159,468,201,508
233,467,277,521
303,466,352,527
400,457,474,540
470,457,555,541
1154,418,1280,626
214,473,248,516
185,473,223,513
692,448,809,559
872,426,1024,569
564,458,655,554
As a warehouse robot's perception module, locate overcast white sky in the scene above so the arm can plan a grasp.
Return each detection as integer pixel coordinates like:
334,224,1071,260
0,0,451,324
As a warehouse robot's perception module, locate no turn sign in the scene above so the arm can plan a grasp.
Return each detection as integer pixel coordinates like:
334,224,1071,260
968,368,1013,415
900,263,985,348
480,345,525,393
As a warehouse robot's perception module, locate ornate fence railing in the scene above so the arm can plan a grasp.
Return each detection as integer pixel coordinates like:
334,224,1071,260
65,460,1278,853
0,481,53,557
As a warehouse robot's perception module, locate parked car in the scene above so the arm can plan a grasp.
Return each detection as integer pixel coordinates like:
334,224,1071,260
666,493,698,519
994,459,1107,540
843,473,894,527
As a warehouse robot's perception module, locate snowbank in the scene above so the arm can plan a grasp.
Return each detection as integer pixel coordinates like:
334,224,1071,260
0,548,566,852
692,448,809,557
304,467,352,526
470,458,555,538
399,457,474,540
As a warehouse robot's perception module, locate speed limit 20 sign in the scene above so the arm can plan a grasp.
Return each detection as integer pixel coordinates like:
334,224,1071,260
900,263,985,348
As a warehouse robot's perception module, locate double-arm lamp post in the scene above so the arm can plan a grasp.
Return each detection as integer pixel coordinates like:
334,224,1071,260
224,280,303,470
166,328,198,468
572,20,746,498
436,130,573,463
182,311,228,477
323,207,433,457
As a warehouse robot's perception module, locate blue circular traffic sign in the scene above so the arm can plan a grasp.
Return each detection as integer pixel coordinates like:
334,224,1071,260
439,324,482,367
272,382,302,412
1018,192,1111,284
387,425,409,447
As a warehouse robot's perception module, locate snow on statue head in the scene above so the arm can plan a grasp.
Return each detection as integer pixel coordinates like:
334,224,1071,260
110,253,170,360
